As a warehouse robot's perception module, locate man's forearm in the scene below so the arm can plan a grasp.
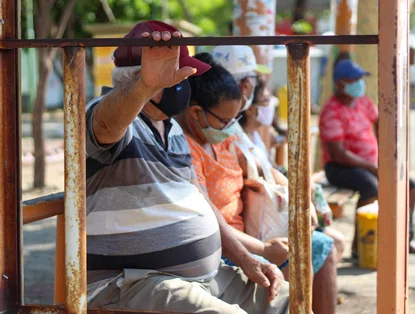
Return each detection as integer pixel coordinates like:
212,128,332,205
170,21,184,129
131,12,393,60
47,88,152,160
333,150,374,169
229,227,266,256
93,78,160,144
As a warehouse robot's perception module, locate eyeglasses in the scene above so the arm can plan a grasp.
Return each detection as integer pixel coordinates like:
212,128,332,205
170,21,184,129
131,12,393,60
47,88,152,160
204,107,243,129
244,75,259,86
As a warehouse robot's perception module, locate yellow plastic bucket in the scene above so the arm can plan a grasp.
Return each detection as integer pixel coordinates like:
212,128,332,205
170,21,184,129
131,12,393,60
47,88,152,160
277,85,288,123
357,202,379,269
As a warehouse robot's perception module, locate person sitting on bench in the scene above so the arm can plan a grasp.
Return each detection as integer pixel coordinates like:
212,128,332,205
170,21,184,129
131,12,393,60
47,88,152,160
319,59,415,256
239,76,345,263
85,20,289,314
177,50,337,314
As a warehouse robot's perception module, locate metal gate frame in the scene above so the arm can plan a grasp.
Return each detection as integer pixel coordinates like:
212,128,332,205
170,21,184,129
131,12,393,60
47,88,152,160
0,0,411,313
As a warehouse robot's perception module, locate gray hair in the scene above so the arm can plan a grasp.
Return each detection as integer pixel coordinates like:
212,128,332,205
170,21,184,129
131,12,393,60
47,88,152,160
111,66,142,88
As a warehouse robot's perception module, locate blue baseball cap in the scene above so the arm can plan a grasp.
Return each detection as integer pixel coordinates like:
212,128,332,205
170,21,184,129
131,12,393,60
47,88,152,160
333,59,369,82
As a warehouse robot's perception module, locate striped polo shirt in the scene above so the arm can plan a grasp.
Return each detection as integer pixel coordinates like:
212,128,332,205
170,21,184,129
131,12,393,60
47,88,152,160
85,89,221,280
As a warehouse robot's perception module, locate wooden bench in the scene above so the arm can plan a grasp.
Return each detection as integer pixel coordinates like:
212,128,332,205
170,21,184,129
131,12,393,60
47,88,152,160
312,171,356,218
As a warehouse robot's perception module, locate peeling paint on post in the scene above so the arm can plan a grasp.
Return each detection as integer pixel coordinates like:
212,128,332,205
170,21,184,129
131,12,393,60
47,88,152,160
0,0,22,311
286,43,312,314
233,0,276,66
63,47,87,314
377,0,410,312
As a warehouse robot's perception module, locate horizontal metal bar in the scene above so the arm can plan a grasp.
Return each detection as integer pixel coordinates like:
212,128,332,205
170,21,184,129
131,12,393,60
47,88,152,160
22,192,64,206
0,34,378,49
18,305,65,314
18,305,189,314
22,195,64,225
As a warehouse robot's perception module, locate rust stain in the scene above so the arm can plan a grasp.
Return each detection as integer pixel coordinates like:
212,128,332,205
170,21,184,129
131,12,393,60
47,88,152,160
17,305,66,313
286,44,312,314
377,0,410,312
63,47,87,314
0,0,22,312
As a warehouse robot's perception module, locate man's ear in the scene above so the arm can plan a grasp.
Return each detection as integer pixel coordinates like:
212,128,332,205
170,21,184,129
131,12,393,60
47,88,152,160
189,103,202,121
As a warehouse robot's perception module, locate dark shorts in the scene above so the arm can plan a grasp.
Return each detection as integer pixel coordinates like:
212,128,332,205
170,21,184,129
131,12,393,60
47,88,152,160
324,162,415,202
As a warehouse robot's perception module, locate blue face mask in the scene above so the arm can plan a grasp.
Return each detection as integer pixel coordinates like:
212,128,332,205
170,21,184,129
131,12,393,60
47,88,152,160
343,79,365,98
197,110,237,144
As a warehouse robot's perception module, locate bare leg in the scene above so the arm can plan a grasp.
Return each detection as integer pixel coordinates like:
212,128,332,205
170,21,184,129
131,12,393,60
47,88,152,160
312,247,337,314
323,226,345,262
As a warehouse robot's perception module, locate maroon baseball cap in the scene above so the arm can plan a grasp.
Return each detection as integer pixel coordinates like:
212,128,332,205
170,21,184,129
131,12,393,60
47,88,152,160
113,20,211,76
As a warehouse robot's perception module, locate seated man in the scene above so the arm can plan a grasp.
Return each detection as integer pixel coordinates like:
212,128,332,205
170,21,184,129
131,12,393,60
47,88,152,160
319,59,415,255
85,20,289,314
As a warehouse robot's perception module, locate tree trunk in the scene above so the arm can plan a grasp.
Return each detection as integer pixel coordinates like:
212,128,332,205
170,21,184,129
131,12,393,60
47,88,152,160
32,49,52,188
292,0,307,23
32,0,77,189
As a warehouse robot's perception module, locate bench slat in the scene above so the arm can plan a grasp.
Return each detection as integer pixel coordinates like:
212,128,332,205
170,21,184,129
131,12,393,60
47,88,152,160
326,188,356,206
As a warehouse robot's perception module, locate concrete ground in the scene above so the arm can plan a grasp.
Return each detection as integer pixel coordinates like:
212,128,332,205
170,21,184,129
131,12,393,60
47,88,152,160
21,110,415,312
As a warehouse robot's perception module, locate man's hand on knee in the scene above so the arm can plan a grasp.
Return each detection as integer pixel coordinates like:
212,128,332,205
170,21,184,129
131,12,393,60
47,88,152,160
238,253,283,303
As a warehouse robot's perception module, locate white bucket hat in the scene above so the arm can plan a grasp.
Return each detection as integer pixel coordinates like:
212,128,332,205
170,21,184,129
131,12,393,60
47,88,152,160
212,45,270,77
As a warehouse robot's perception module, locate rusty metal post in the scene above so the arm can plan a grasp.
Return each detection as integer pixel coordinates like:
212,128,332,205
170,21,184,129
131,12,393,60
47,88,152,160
378,0,410,313
0,0,22,311
55,214,66,305
286,43,312,314
63,47,87,314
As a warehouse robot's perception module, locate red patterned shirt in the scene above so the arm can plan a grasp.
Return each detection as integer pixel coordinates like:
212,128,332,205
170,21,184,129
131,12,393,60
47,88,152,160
319,95,378,166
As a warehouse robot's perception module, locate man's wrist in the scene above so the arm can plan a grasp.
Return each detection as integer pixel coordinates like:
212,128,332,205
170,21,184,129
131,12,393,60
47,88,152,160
134,77,161,96
259,241,268,260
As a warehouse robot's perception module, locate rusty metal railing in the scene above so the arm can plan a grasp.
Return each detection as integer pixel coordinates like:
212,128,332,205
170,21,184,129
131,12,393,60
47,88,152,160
286,43,312,312
0,0,410,313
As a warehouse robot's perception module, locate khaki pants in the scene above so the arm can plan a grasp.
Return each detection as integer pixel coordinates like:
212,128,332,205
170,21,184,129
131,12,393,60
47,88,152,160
87,262,289,314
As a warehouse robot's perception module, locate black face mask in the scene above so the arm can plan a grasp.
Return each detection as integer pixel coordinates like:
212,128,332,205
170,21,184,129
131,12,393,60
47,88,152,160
149,80,191,117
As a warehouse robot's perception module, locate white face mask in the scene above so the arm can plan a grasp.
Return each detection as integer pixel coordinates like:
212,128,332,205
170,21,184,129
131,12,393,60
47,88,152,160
242,92,255,112
255,99,276,126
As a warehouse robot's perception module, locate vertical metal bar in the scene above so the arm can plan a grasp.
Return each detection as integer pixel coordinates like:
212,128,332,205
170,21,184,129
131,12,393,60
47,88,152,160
54,214,66,305
377,0,410,313
286,43,312,314
0,0,22,311
63,47,86,314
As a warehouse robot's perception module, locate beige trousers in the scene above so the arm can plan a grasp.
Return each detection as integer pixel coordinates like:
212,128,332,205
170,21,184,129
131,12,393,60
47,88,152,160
87,262,289,314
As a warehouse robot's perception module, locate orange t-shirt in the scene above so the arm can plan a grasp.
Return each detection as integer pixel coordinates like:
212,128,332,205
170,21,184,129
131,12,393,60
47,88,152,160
186,135,245,232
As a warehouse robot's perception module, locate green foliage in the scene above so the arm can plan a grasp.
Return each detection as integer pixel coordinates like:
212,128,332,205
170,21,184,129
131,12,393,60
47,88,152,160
292,19,313,35
22,0,233,39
